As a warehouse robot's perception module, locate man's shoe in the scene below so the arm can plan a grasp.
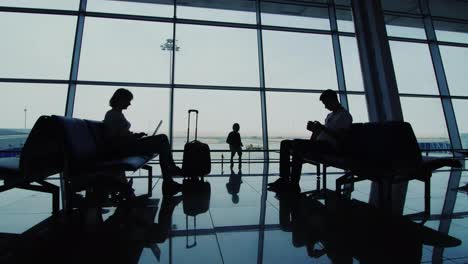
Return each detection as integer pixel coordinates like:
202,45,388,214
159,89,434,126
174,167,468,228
162,180,182,196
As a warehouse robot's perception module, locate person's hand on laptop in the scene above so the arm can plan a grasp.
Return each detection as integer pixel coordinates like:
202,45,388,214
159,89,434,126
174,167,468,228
134,132,147,138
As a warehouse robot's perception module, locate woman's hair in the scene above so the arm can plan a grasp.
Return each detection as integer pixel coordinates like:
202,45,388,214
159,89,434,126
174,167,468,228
109,88,133,108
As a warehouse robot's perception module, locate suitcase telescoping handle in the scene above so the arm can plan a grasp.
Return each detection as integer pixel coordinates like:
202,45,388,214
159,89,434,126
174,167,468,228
186,215,197,248
187,109,199,143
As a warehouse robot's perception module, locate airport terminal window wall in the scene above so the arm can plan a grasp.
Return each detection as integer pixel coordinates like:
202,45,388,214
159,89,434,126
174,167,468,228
382,0,468,154
0,0,466,159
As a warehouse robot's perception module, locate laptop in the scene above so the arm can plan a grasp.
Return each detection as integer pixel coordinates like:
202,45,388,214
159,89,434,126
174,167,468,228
151,120,163,136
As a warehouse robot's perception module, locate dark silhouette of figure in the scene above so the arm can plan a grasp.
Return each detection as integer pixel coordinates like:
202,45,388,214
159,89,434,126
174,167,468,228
103,88,182,196
226,123,243,169
268,90,352,191
226,169,243,204
275,191,461,264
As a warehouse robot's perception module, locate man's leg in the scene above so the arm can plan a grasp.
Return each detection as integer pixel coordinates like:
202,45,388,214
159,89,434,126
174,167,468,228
290,140,332,185
238,149,242,169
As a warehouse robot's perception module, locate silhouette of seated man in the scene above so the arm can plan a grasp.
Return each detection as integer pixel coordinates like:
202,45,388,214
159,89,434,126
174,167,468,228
226,169,242,204
103,88,182,197
268,89,353,191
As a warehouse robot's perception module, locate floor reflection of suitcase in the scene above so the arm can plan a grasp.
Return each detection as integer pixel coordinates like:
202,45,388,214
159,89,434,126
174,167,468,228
182,109,211,178
183,178,211,249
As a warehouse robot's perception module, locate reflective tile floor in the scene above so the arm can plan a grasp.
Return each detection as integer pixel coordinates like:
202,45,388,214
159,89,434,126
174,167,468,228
1,164,468,264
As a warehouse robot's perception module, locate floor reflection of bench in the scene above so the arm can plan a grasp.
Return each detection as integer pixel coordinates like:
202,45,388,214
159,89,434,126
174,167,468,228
0,116,61,214
301,122,462,218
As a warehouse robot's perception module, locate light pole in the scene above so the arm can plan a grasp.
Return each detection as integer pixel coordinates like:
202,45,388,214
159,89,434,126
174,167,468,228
24,107,27,129
160,38,180,83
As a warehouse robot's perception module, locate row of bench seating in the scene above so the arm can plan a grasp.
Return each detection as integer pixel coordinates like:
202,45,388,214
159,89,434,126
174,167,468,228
301,121,462,218
0,115,156,214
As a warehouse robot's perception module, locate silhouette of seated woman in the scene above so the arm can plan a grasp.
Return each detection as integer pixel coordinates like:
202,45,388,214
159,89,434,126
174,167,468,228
104,88,182,196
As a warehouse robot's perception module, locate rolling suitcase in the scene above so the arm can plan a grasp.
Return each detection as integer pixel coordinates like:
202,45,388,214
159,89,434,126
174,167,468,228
182,109,211,178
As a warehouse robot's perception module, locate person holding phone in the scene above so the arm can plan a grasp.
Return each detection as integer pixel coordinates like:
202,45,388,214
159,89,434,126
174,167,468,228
268,89,353,191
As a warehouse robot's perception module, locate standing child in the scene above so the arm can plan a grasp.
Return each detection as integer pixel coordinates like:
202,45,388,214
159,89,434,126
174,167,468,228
226,123,243,169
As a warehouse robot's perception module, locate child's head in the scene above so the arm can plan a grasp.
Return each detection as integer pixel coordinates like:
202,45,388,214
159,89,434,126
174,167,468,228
233,123,240,132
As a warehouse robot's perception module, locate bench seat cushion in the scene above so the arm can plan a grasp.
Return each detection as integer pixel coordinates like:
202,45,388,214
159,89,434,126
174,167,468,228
94,155,153,172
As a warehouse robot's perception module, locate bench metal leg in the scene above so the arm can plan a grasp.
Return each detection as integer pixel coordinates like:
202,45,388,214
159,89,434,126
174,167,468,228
142,164,153,197
424,178,431,219
323,166,327,191
316,164,321,192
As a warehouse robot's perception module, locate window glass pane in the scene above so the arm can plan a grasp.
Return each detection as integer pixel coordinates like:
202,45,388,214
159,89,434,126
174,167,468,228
336,8,354,33
261,2,329,30
390,41,439,95
400,97,449,142
79,18,173,83
340,36,364,91
434,21,468,44
440,46,468,96
452,99,468,149
385,15,426,39
0,0,79,10
263,31,337,90
380,0,421,14
87,0,173,17
175,25,259,87
347,95,368,123
173,89,263,150
0,83,67,150
177,0,256,24
173,89,263,175
0,13,76,79
267,92,329,150
429,0,468,21
73,85,170,136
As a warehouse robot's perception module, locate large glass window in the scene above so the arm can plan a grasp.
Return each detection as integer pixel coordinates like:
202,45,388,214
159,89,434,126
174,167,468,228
266,92,329,149
347,95,369,123
78,18,173,83
434,21,468,44
340,36,364,91
0,0,79,10
87,0,174,17
0,12,76,79
336,7,355,33
174,25,259,87
439,45,468,96
400,97,449,142
263,31,337,90
385,15,426,40
390,41,439,95
177,0,256,24
452,99,468,149
173,89,263,150
73,85,170,136
261,1,329,30
0,83,67,150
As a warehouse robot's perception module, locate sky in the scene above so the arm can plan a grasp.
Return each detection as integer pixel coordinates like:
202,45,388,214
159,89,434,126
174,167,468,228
0,0,467,141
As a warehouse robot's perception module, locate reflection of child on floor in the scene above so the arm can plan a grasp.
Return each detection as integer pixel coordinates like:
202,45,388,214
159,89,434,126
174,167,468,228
226,123,243,169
